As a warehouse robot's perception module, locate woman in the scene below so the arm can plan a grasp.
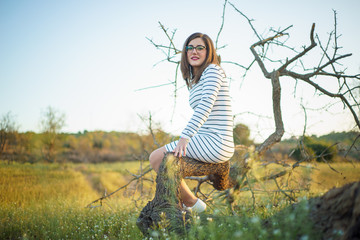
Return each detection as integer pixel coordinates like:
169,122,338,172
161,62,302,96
149,32,234,212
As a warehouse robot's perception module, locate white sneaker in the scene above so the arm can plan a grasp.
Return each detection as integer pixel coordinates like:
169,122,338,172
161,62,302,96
183,199,206,213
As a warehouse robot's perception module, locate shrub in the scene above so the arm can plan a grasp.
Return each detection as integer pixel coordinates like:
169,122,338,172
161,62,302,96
292,136,338,162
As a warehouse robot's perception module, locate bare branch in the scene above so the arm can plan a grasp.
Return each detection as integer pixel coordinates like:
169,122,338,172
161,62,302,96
134,81,175,92
228,1,262,41
215,0,228,49
86,167,153,208
273,178,296,202
345,133,360,158
222,59,256,78
146,37,179,54
277,23,317,72
158,21,181,55
170,62,181,122
284,69,360,130
221,60,249,70
249,26,293,78
147,113,160,148
315,72,360,80
234,110,272,119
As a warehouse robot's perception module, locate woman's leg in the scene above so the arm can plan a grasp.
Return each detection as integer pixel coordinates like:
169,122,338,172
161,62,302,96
180,179,198,207
149,147,198,207
149,147,167,172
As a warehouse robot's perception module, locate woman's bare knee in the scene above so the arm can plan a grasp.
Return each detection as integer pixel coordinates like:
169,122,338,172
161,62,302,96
149,147,167,172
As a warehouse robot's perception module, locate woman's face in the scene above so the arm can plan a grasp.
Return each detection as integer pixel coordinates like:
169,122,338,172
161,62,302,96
187,37,207,74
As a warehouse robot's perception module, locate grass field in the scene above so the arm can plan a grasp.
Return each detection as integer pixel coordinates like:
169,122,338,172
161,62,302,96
1,160,359,239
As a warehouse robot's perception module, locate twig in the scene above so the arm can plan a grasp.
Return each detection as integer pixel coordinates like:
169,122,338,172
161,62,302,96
134,82,175,92
228,1,262,41
158,21,181,55
345,133,360,158
147,113,160,148
278,23,316,72
273,178,295,202
216,0,228,49
86,167,153,208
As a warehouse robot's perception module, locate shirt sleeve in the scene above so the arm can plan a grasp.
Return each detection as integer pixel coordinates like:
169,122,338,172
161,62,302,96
180,65,223,139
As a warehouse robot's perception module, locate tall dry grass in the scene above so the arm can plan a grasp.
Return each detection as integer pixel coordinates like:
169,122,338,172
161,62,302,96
0,159,359,239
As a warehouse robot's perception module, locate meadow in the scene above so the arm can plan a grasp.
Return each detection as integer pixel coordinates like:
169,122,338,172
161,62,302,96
1,160,359,239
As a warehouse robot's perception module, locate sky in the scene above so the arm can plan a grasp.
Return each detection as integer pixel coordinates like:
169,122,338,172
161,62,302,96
1,0,359,142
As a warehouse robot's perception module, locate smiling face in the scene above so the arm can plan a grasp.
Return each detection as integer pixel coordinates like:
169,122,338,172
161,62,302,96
186,37,207,75
180,33,219,87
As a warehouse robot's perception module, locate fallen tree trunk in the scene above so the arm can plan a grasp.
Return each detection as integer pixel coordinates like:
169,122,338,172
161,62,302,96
309,181,360,240
136,153,360,239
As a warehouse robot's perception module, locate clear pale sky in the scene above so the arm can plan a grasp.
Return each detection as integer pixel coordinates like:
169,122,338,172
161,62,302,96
1,0,359,142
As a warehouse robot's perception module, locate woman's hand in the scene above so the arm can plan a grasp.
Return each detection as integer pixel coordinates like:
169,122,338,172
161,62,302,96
174,138,189,157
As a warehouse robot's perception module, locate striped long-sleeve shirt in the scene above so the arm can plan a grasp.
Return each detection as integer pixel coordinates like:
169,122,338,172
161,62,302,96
165,64,234,163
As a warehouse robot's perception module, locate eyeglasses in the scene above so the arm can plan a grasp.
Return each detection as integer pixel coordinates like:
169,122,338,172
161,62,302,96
186,45,206,52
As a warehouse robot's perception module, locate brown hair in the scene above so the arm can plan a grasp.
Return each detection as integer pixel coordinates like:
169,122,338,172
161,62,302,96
180,32,220,88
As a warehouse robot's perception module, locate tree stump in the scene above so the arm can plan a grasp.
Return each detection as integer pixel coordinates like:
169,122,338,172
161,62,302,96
136,153,236,236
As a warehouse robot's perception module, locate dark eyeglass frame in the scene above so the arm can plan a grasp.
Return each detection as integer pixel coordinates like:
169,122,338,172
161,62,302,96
186,45,206,52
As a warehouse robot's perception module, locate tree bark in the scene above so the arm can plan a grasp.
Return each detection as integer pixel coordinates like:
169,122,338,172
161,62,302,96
309,181,360,240
136,154,189,236
136,153,236,236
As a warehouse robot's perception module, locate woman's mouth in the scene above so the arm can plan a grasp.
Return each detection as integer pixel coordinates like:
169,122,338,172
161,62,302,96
191,56,199,60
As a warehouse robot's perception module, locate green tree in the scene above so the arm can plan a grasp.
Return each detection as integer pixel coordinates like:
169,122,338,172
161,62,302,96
40,106,66,162
292,136,338,162
0,112,18,159
233,123,253,146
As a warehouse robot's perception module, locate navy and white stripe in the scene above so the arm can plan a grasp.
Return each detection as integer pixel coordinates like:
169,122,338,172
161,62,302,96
165,64,234,163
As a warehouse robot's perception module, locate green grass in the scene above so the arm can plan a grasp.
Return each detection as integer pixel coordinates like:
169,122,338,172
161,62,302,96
1,202,141,240
0,160,359,239
0,161,148,239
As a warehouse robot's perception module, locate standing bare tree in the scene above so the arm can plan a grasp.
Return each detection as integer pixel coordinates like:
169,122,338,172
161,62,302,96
40,106,66,162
